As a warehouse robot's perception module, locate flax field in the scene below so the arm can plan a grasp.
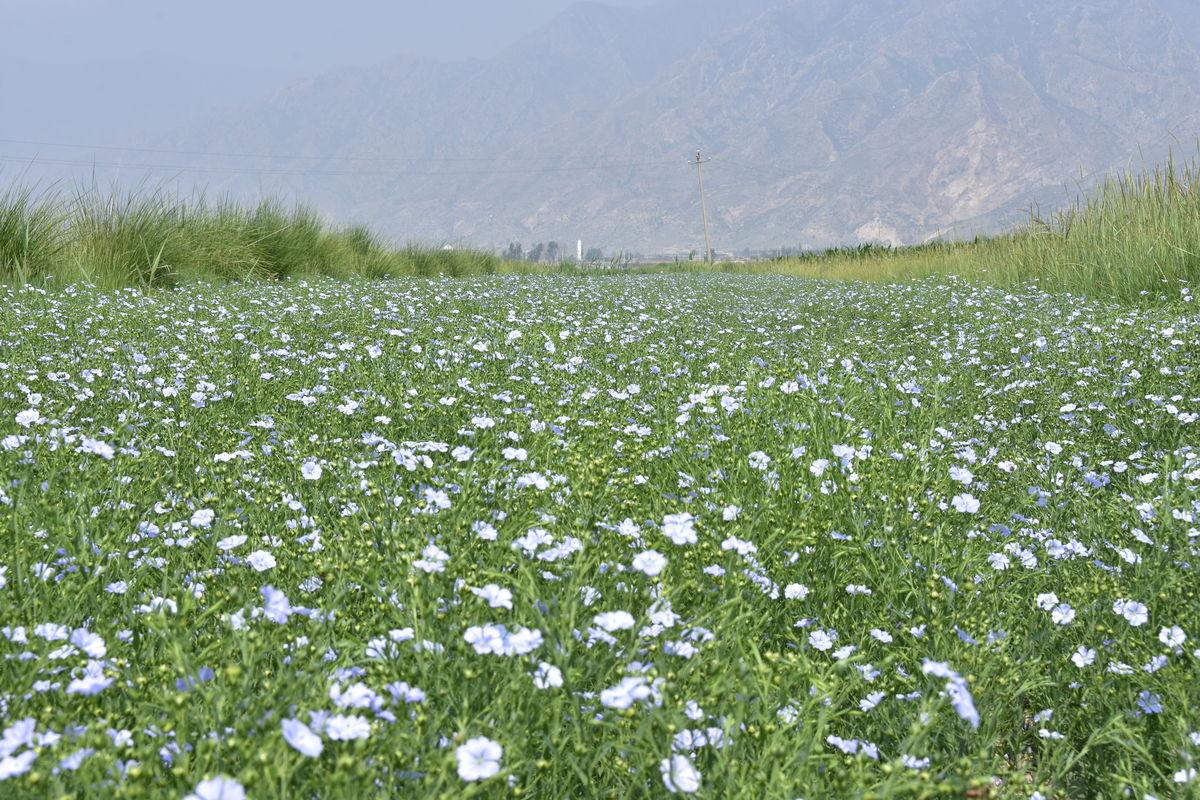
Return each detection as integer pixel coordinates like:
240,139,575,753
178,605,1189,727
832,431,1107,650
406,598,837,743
0,273,1197,799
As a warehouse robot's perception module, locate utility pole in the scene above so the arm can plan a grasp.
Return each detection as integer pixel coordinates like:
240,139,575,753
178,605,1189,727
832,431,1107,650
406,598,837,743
691,150,713,264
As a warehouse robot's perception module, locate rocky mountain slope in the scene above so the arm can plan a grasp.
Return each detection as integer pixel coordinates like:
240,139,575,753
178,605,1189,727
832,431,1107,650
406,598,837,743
148,0,1200,252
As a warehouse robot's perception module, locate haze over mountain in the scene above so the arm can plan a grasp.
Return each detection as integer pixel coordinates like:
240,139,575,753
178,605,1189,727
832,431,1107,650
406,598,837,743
138,0,1200,252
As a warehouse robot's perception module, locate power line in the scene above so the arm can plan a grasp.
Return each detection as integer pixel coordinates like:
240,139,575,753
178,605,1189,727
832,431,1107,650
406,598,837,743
0,135,796,183
0,136,657,165
1,153,684,178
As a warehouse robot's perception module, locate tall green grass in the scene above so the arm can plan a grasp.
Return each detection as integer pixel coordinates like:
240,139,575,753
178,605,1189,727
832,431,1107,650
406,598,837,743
0,184,66,284
742,147,1200,303
0,185,502,288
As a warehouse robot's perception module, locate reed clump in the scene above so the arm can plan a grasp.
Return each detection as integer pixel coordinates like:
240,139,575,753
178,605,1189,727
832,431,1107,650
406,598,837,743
0,185,504,288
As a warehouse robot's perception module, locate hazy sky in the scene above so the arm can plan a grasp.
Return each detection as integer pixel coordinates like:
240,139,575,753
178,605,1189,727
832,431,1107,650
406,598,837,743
1,0,658,147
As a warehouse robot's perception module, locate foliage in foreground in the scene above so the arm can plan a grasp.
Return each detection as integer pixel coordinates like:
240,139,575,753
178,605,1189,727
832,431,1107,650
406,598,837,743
0,273,1197,798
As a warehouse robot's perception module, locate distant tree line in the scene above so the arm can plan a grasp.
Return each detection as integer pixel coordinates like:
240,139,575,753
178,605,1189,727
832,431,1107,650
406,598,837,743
502,242,603,263
504,242,558,263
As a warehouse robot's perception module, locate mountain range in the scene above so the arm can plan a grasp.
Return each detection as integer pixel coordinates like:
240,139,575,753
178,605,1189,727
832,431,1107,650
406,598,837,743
145,0,1200,253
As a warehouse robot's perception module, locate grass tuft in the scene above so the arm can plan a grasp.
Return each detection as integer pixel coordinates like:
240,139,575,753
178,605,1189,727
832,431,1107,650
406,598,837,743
0,184,67,284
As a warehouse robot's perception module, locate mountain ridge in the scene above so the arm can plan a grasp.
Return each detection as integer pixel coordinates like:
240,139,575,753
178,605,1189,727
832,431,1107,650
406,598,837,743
144,0,1200,253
